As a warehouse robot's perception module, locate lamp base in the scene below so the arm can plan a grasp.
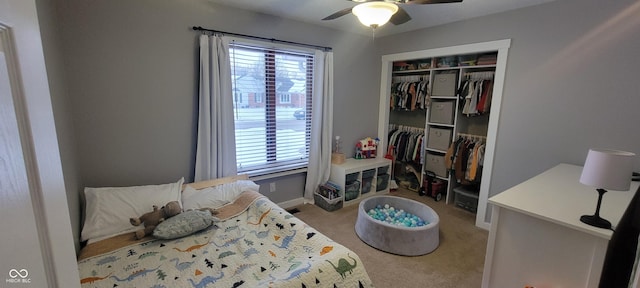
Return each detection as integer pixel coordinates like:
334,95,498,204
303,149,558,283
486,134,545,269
580,214,612,229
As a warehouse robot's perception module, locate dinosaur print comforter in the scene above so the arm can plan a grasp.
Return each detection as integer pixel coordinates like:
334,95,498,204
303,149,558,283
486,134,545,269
78,192,374,287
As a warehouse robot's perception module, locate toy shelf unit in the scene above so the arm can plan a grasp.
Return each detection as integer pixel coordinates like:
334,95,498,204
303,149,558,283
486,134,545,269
329,158,392,207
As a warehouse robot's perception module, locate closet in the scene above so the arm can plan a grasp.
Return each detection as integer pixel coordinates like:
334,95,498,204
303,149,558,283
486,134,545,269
377,40,511,229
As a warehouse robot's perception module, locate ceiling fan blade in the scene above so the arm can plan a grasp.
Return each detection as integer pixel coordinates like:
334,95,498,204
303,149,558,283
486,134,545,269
322,7,353,21
406,0,463,4
389,7,411,25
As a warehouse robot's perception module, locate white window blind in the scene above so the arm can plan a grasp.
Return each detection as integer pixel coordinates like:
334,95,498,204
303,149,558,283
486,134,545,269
229,42,313,176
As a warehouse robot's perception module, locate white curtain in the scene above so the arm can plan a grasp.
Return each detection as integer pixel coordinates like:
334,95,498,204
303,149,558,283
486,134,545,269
304,51,334,201
194,34,237,181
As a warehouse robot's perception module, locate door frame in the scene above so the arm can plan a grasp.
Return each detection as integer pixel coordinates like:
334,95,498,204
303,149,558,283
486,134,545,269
377,39,511,229
1,0,81,286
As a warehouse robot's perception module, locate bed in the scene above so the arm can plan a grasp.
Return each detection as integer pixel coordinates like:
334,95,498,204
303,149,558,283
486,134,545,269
77,175,374,287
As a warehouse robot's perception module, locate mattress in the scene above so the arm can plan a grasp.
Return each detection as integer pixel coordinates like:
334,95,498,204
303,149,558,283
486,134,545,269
77,190,374,287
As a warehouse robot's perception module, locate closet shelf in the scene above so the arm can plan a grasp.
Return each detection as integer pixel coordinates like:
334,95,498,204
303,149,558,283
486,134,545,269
392,68,431,74
427,122,454,128
430,96,457,100
425,147,447,154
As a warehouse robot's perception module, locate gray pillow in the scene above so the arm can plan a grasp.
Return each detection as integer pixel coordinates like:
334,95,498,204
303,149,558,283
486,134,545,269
153,210,216,239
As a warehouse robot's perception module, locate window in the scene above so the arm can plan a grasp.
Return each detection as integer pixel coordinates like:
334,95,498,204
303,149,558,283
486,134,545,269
279,93,291,104
255,93,263,104
233,90,243,105
229,42,313,176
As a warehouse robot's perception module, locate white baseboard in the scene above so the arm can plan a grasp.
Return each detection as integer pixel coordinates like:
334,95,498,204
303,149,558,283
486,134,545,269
277,197,305,209
477,221,491,231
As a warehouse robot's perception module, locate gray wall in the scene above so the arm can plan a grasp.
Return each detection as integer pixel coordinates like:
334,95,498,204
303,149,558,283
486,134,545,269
35,0,82,252
50,0,379,244
376,0,640,215
45,0,640,248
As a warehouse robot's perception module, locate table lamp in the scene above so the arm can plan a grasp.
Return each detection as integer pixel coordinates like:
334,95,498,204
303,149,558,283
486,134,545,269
579,148,635,229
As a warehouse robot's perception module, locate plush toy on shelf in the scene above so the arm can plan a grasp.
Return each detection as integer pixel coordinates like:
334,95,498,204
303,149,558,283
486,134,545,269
355,137,379,159
130,201,182,239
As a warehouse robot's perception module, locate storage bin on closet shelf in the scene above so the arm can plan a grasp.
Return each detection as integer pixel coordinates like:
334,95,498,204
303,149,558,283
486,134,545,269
427,127,452,151
425,153,448,178
432,73,457,96
429,101,455,125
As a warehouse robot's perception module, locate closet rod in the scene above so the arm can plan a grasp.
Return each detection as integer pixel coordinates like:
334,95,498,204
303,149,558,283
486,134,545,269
458,132,486,140
390,124,423,133
464,71,494,79
192,26,332,52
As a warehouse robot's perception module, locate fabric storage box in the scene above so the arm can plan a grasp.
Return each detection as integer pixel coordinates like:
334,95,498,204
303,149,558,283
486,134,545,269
429,101,455,124
361,177,373,194
314,192,343,212
436,56,458,68
425,153,448,178
431,73,457,96
377,165,389,175
346,172,359,183
427,127,452,151
458,54,477,66
376,174,390,191
362,169,376,179
345,180,360,201
453,186,479,213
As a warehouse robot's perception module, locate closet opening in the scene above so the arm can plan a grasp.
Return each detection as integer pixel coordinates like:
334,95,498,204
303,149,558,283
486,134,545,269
377,39,511,229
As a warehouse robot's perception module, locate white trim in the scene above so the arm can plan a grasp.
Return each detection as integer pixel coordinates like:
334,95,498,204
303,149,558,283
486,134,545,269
380,39,511,63
379,39,511,230
249,167,308,181
476,43,510,229
0,3,81,285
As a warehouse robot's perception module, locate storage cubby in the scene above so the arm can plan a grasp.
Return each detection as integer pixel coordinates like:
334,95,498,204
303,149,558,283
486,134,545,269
329,158,392,207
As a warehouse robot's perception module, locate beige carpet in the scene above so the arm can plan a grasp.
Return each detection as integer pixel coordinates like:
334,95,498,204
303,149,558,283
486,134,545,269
293,188,488,288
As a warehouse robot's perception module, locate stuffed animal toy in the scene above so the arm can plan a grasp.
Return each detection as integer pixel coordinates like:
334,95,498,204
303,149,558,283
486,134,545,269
130,201,182,239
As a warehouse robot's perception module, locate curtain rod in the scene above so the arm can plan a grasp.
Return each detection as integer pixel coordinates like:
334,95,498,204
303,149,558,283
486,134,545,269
192,26,332,52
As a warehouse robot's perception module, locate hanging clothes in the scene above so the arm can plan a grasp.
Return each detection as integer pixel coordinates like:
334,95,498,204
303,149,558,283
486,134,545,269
390,75,430,111
445,135,486,184
458,72,494,116
387,125,424,164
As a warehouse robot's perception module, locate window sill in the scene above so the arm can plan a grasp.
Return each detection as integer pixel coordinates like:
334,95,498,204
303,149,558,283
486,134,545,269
247,167,308,181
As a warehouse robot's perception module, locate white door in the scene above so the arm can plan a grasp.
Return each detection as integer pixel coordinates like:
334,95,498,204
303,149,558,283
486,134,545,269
1,1,80,287
0,30,47,287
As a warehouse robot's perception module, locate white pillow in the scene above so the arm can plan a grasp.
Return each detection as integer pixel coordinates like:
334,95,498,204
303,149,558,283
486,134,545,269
182,180,259,210
81,178,184,243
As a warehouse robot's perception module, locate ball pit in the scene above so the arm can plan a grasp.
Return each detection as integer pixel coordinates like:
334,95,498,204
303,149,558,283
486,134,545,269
366,204,428,228
355,195,440,256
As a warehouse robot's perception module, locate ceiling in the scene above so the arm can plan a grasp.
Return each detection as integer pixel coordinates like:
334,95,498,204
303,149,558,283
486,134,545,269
208,0,557,37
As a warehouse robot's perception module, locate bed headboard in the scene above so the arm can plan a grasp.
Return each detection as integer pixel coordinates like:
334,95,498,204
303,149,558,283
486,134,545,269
183,174,249,190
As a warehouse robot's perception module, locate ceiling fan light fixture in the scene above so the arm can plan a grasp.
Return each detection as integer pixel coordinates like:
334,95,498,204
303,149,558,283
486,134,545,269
352,2,399,28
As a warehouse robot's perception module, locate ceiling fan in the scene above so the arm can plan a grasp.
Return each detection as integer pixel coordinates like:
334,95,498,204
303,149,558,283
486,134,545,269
322,0,463,28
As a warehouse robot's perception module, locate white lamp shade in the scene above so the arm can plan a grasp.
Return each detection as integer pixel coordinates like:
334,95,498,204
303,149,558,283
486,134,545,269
352,2,398,28
580,148,635,191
